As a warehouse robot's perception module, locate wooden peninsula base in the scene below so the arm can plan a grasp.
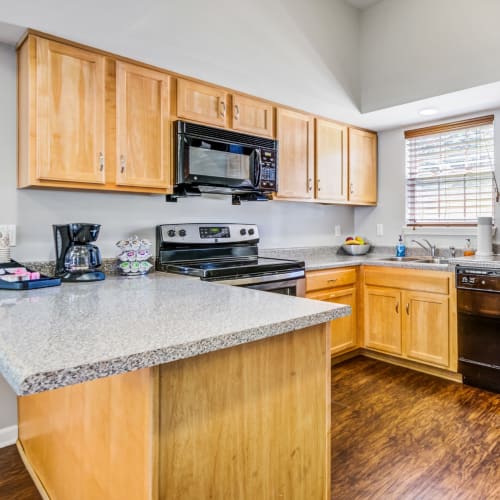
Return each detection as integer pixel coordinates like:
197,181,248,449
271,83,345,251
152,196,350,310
17,323,331,499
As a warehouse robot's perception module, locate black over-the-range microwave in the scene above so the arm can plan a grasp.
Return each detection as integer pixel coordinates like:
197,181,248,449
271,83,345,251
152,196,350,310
170,120,278,200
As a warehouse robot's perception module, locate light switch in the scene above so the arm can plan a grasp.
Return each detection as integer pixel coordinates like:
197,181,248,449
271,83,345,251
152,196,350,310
334,225,341,236
376,223,384,236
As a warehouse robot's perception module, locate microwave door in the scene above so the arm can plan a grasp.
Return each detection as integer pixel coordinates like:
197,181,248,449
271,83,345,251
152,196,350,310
181,136,255,189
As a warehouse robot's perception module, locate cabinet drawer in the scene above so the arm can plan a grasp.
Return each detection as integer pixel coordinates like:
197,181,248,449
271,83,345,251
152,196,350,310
306,267,357,292
363,266,450,294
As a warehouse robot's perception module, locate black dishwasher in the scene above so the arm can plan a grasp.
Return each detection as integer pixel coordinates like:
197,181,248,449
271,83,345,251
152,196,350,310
456,266,500,393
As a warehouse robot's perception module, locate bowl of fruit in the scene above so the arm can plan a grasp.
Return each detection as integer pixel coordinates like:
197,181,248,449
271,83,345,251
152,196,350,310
341,236,371,255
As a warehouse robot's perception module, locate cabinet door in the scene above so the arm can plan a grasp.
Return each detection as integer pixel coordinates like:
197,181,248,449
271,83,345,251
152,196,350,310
276,109,314,199
308,287,357,355
232,94,274,138
115,62,171,189
348,128,377,204
35,38,105,184
404,291,450,367
176,79,228,128
315,119,348,202
364,286,402,355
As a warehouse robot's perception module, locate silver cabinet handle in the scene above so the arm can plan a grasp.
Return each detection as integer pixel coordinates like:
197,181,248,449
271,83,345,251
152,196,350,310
308,178,313,192
99,152,104,172
395,302,399,314
317,178,321,192
234,104,240,120
120,155,126,174
327,278,337,283
406,303,410,315
220,100,226,118
350,182,354,195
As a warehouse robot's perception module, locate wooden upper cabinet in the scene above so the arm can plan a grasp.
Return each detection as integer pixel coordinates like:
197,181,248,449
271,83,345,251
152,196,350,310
231,94,274,138
348,128,377,204
276,108,314,199
18,36,106,187
115,62,170,189
176,79,228,128
315,119,348,202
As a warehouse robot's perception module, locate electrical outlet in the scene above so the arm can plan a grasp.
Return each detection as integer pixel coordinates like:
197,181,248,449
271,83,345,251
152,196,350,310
334,225,341,237
376,223,384,236
0,225,16,246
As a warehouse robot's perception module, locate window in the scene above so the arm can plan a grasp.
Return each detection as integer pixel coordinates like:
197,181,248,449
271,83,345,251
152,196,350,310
405,115,496,226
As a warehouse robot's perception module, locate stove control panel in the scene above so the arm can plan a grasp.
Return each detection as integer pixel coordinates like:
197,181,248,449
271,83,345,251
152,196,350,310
157,223,259,245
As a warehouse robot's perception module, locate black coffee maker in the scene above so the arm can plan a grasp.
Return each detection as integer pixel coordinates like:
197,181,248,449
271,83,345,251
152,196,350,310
53,223,105,282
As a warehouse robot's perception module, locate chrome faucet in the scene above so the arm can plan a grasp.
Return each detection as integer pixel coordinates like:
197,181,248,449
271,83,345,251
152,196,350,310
411,239,436,257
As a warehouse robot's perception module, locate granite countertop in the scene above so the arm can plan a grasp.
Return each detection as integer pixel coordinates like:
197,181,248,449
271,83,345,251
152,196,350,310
0,274,349,396
259,247,453,272
449,255,500,269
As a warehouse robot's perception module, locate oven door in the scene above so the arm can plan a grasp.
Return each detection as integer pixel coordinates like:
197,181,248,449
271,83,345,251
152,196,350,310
211,271,306,297
177,134,260,190
244,278,306,297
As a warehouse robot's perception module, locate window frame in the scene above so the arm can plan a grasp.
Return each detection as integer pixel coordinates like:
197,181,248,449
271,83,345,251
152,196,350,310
404,115,495,227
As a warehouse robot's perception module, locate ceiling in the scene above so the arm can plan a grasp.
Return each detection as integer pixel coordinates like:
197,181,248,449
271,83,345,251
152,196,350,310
344,0,382,10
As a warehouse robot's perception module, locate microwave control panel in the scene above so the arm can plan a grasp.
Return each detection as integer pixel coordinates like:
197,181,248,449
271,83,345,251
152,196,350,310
260,149,277,191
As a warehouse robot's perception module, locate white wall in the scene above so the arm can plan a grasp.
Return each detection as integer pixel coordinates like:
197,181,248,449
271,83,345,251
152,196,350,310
0,22,356,430
360,0,500,112
355,111,500,251
0,0,361,124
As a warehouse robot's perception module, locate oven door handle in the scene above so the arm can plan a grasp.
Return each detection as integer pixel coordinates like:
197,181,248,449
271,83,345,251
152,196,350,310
209,270,304,286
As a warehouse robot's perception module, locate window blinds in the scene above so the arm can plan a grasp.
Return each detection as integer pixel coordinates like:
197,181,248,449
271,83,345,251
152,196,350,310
405,115,495,226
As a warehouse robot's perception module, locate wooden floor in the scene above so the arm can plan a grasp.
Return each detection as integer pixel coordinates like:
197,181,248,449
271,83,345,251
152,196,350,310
331,357,500,500
1,356,499,499
0,444,40,499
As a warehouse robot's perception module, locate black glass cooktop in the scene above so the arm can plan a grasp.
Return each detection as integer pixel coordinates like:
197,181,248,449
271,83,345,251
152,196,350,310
166,256,305,280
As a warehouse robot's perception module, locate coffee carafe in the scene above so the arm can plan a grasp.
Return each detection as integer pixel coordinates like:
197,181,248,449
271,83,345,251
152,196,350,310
53,223,105,282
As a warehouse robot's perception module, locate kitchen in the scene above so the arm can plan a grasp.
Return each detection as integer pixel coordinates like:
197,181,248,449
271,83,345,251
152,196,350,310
1,0,500,498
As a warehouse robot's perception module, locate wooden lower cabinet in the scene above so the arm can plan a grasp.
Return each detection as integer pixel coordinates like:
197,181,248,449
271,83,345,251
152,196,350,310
363,266,456,371
404,291,449,367
306,267,358,356
17,323,331,500
364,286,402,355
309,287,357,355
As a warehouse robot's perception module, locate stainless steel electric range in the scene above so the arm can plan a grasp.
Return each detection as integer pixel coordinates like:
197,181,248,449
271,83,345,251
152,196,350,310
156,223,305,296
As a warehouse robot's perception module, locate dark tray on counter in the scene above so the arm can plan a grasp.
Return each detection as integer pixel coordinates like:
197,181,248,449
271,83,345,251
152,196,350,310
0,260,61,290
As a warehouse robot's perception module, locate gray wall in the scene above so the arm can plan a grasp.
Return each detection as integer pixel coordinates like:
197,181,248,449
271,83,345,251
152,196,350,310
361,0,500,111
0,0,361,124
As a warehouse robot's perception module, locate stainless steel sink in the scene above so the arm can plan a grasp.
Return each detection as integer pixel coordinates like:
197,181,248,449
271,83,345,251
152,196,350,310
414,257,449,265
377,256,449,265
378,256,424,262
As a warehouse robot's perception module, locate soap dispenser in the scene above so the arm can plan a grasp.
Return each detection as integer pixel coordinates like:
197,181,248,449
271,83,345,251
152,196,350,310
463,238,475,257
396,235,406,257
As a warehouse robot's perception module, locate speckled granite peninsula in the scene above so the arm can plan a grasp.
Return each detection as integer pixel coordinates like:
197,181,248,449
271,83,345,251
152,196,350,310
0,273,348,396
7,272,346,499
